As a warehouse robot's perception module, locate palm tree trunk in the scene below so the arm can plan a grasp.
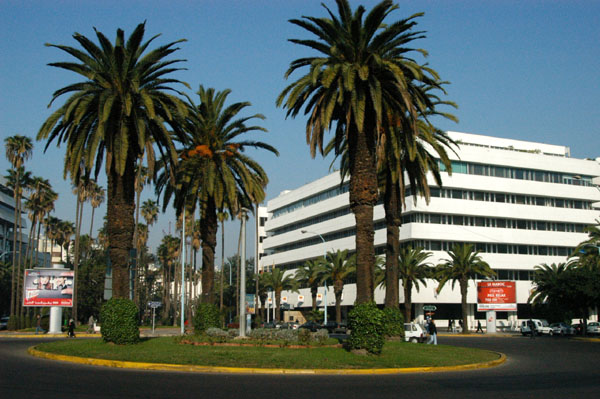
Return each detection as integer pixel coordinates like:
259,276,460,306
10,174,20,317
200,198,218,304
219,220,225,311
384,174,400,309
348,124,378,304
334,281,343,323
89,206,96,241
403,280,413,322
460,279,469,334
107,162,136,299
311,286,318,312
73,191,84,322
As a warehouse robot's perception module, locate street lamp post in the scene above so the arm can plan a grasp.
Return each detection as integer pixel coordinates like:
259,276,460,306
301,230,327,325
239,208,249,337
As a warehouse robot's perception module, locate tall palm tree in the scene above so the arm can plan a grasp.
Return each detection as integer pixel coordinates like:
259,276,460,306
157,234,180,321
436,243,495,333
398,246,432,322
55,220,75,264
5,167,32,317
4,135,33,317
261,268,298,322
158,85,278,304
528,263,568,306
278,0,435,304
37,22,189,299
295,259,326,312
322,249,356,323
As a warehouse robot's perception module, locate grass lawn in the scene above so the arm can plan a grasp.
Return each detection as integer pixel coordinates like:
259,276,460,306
35,337,500,369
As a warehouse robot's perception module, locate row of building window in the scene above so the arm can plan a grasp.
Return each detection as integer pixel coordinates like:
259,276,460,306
404,240,575,257
403,213,588,233
439,160,593,186
270,161,594,219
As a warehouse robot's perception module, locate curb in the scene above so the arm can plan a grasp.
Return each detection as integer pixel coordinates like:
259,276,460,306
27,346,506,375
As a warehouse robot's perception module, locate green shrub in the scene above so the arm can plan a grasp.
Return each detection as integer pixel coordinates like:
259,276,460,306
193,303,222,334
205,327,229,343
100,298,140,345
382,307,404,338
347,302,385,355
297,328,312,345
313,329,329,345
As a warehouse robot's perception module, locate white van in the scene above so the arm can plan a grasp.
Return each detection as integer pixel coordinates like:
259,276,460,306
404,323,426,343
520,319,552,335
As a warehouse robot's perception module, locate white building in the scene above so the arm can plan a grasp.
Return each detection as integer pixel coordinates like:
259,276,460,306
259,131,600,329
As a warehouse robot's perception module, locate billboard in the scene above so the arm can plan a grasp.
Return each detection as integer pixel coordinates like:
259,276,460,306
23,269,74,307
245,294,255,315
477,281,517,311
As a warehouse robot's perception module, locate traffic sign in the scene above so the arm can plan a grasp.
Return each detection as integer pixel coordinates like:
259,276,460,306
148,301,162,308
423,305,437,311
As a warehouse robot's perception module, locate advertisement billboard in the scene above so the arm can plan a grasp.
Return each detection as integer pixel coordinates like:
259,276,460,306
477,281,517,311
23,269,74,307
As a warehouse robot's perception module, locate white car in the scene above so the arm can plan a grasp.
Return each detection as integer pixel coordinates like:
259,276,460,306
587,322,600,335
404,323,426,343
549,322,575,336
520,319,553,335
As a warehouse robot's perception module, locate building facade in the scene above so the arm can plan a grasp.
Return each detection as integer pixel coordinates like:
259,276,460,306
259,132,600,329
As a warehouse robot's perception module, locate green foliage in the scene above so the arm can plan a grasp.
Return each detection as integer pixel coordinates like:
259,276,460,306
100,298,140,345
347,302,385,355
7,315,18,330
204,327,229,343
297,328,312,345
193,303,222,334
382,308,405,338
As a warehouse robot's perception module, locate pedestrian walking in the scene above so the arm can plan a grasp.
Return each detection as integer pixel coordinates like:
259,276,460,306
458,319,463,332
528,319,536,339
476,320,484,333
68,318,76,338
448,319,453,333
87,315,95,333
35,314,44,334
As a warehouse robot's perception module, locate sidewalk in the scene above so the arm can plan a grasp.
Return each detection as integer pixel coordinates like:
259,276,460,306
0,327,183,339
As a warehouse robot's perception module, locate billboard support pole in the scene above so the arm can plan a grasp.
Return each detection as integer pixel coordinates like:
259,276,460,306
48,263,63,334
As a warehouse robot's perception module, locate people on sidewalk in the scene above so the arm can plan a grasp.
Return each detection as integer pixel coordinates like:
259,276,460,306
427,320,438,345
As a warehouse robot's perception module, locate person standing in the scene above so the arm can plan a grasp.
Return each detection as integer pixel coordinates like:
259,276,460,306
427,320,438,345
35,314,44,334
528,319,536,339
87,315,95,334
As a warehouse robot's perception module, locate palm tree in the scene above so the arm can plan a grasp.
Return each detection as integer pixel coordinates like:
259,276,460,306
24,177,57,268
528,263,568,306
158,85,278,304
37,22,189,299
277,0,436,304
322,249,356,323
295,259,326,312
436,243,495,333
261,268,298,322
5,167,32,317
4,135,33,316
157,234,180,321
55,220,75,264
398,246,433,322
88,181,105,241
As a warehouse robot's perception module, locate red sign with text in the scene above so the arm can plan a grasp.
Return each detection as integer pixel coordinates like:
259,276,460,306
477,281,517,311
23,269,74,307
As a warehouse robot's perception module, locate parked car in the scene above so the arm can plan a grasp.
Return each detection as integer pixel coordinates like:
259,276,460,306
549,322,575,336
278,322,299,330
262,321,278,329
571,323,584,335
404,322,426,343
587,322,600,335
298,321,323,332
520,319,552,335
0,316,9,330
323,321,347,334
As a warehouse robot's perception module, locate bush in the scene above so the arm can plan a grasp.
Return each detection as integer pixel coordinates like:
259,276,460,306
347,302,385,355
100,298,140,345
297,328,312,345
313,329,330,345
205,327,229,343
193,303,222,334
382,308,404,338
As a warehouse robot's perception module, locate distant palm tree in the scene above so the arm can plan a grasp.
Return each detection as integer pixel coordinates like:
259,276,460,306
436,244,495,333
295,259,326,312
38,22,189,298
278,0,436,303
24,177,57,268
158,85,277,304
88,181,105,241
528,263,568,305
261,268,298,322
4,135,33,317
398,246,433,322
322,249,356,323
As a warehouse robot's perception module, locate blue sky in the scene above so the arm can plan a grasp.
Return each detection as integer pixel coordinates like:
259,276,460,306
1,0,599,262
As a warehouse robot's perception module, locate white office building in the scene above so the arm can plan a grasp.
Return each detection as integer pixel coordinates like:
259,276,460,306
259,131,600,330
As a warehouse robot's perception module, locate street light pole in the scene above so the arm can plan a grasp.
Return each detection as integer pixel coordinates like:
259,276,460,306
301,230,327,325
239,208,248,337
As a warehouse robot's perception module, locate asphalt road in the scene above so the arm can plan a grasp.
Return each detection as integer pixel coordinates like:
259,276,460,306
1,335,599,399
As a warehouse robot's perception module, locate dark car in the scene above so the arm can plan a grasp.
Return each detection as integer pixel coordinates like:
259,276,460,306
0,316,9,330
298,321,323,332
262,321,278,329
323,320,347,334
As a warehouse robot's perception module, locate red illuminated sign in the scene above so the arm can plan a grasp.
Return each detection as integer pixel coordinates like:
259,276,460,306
477,281,516,311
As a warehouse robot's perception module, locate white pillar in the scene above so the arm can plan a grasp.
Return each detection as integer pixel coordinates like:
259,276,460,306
486,311,497,333
48,263,63,334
